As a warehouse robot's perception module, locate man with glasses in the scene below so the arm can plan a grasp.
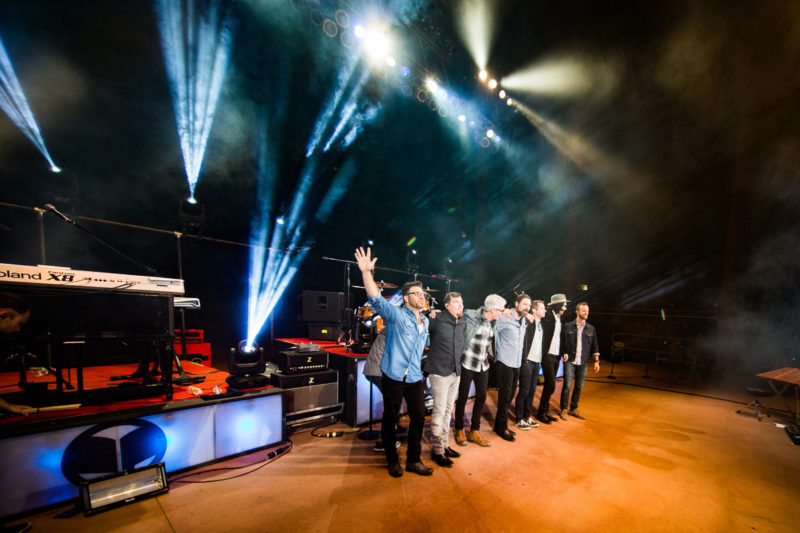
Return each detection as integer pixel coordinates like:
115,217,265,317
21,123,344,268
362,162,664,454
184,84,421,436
355,247,433,477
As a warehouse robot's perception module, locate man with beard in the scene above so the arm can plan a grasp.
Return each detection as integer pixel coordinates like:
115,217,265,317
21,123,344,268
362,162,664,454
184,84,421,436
453,294,506,448
355,247,433,477
560,301,601,421
492,293,532,442
425,292,466,467
535,294,568,424
514,299,547,429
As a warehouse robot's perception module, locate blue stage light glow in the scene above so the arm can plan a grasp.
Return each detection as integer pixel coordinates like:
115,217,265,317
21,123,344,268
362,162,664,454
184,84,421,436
0,34,60,171
155,0,235,199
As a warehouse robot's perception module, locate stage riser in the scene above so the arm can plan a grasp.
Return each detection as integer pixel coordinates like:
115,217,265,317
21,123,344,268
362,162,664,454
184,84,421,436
0,391,284,518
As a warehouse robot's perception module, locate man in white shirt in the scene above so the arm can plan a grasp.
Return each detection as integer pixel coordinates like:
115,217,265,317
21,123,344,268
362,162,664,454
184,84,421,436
535,294,568,424
514,299,547,429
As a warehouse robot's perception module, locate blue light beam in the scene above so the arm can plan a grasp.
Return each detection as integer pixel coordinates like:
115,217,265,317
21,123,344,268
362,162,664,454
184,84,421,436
155,0,235,200
0,33,60,172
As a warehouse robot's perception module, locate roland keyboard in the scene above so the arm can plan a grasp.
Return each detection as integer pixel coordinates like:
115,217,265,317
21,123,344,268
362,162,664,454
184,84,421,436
0,262,184,295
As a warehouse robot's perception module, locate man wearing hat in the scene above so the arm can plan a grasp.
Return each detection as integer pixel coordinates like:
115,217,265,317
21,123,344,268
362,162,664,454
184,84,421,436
535,293,568,424
453,294,506,448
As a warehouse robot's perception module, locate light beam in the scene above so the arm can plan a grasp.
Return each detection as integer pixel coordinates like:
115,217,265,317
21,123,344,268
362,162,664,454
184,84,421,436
0,33,60,171
155,0,235,200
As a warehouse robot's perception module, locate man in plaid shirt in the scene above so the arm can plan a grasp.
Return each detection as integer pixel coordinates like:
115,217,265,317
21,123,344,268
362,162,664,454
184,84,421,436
453,294,506,447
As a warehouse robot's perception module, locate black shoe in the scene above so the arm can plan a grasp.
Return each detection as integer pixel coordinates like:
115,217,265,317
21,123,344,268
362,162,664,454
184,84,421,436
546,413,559,422
395,424,407,433
406,462,434,476
536,415,552,425
388,461,403,478
444,447,461,458
431,453,454,467
494,429,516,442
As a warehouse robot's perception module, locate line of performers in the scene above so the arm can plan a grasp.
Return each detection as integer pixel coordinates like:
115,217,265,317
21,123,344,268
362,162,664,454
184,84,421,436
354,247,601,478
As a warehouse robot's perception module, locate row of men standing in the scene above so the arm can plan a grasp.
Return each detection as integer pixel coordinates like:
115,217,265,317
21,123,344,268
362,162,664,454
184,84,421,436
354,247,600,478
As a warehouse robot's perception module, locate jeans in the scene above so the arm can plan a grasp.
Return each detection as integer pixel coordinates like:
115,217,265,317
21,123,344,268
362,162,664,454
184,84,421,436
493,361,520,434
381,374,426,464
560,361,588,411
537,354,561,419
428,372,459,454
455,367,488,431
514,360,540,421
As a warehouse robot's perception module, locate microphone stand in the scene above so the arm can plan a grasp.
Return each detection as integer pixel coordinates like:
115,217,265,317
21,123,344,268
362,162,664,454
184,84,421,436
44,204,160,276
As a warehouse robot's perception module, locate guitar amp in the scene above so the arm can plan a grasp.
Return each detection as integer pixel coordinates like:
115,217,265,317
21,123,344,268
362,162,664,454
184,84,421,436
277,348,329,374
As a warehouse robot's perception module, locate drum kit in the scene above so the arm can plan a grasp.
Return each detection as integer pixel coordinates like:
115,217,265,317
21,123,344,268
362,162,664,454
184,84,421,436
351,281,439,348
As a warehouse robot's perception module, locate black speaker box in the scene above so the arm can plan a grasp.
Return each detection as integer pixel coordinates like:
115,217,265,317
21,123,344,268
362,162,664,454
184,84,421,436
306,323,341,341
271,369,337,389
302,291,345,323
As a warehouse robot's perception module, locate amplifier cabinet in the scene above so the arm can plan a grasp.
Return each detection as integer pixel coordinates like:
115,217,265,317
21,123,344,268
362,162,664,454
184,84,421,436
272,369,340,424
277,348,329,373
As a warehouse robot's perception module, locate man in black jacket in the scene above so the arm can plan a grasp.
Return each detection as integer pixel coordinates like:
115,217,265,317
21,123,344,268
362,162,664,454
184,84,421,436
560,301,600,420
426,292,466,467
535,294,568,424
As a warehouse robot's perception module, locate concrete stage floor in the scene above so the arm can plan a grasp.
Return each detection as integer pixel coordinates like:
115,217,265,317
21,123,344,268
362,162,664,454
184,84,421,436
15,362,800,533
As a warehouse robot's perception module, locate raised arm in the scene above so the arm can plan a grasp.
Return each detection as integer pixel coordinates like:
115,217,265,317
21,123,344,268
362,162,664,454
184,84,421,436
354,247,379,298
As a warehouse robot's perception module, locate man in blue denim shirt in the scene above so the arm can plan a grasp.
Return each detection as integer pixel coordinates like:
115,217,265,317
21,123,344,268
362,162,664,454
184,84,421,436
492,294,532,442
355,247,433,478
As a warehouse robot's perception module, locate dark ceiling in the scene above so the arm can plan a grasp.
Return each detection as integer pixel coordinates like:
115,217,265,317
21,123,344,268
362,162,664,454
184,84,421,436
2,0,799,365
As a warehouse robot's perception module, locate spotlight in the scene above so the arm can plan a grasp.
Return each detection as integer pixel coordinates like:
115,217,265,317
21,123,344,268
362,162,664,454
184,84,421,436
276,216,285,225
479,70,488,81
507,98,513,106
400,66,410,77
443,257,454,277
186,196,197,205
488,79,498,89
498,90,506,99
426,78,439,92
458,114,466,122
367,239,374,246
179,198,205,235
386,56,396,67
486,129,495,138
363,27,391,63
50,165,62,173
226,341,269,389
354,24,365,38
405,249,419,274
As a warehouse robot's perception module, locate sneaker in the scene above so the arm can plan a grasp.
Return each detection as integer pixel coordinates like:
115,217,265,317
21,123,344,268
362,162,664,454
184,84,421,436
525,417,540,428
568,409,586,420
454,429,467,447
467,430,491,447
559,409,569,421
515,419,531,430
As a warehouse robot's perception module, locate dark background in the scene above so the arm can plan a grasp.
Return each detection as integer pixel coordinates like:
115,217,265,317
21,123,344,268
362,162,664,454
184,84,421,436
2,0,799,376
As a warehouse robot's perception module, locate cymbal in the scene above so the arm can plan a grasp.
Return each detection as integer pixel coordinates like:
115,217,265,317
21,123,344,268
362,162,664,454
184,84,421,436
425,288,439,292
352,281,399,290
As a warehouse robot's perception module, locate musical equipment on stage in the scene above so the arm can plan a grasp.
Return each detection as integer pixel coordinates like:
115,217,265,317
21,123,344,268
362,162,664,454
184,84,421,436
270,368,341,425
352,281,398,290
173,329,212,366
277,347,328,373
1,263,182,404
0,262,184,295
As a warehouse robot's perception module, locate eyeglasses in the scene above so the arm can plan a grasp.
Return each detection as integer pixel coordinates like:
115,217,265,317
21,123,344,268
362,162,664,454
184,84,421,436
406,291,425,297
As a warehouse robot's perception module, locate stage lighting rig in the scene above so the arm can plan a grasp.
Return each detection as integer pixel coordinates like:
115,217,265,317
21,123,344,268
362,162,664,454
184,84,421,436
178,198,205,236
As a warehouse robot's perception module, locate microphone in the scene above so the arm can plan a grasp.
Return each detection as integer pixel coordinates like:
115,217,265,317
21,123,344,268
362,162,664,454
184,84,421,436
43,203,74,224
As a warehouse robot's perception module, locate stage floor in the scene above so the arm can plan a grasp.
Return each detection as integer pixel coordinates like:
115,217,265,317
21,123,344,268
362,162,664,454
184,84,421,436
12,361,800,532
0,361,233,428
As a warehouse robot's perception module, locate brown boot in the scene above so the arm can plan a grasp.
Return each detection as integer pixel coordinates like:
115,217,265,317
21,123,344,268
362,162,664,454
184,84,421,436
468,430,491,447
455,429,467,447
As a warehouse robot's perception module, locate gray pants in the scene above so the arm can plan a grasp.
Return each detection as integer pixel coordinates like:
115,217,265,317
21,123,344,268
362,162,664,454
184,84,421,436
428,372,459,454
